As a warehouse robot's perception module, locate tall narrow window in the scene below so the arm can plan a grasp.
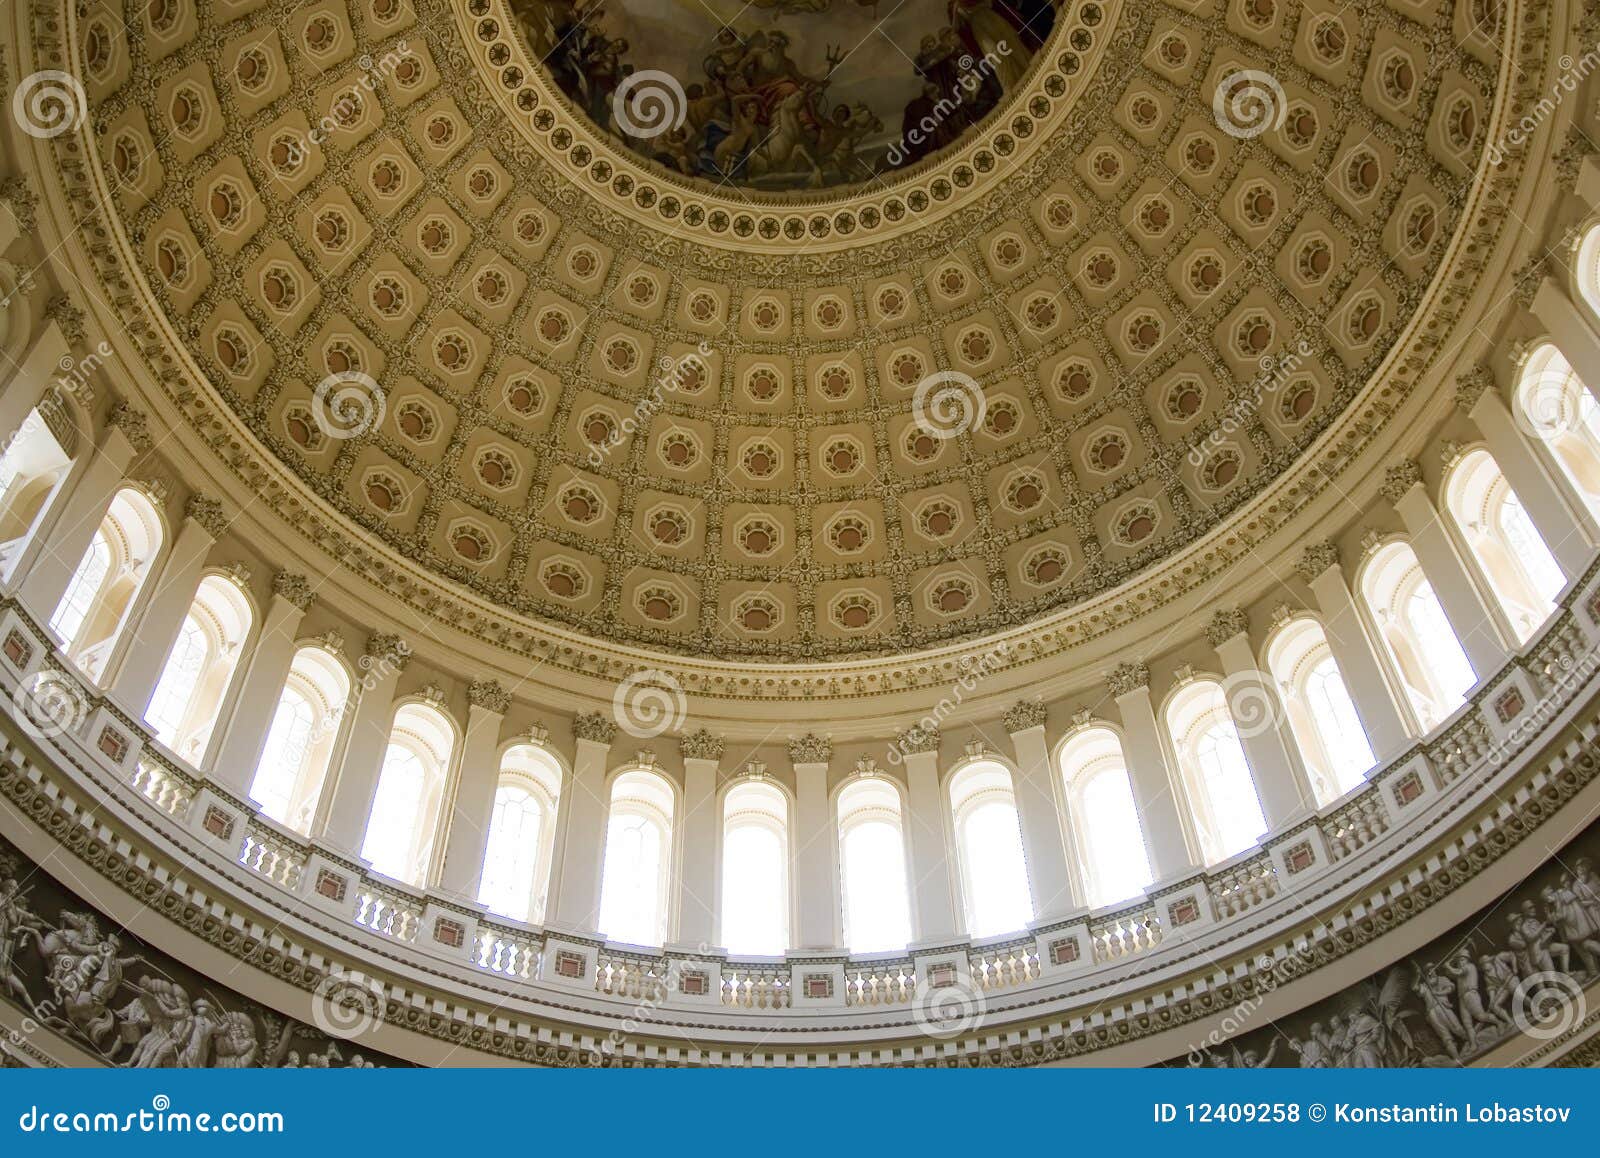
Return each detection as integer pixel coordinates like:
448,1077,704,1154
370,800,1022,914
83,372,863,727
720,781,789,955
1360,541,1476,731
1058,727,1153,907
477,744,562,923
948,761,1033,938
48,487,162,681
597,769,674,946
145,574,253,765
248,645,350,834
1445,448,1565,643
837,778,912,952
1165,681,1269,864
1266,618,1376,802
360,702,455,886
1516,343,1600,520
0,405,73,576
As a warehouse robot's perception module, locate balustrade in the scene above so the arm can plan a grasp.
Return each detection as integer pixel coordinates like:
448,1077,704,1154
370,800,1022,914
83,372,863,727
843,960,914,1006
474,924,541,980
721,961,790,1009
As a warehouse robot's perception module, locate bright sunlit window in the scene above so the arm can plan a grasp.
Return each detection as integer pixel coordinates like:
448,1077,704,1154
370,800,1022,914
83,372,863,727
948,761,1033,938
597,769,674,946
1059,727,1153,908
837,777,912,952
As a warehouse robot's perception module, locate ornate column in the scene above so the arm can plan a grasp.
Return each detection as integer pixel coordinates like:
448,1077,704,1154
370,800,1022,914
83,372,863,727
18,402,147,620
1108,663,1199,880
1207,608,1318,826
673,729,723,949
1298,542,1413,761
107,494,226,713
1532,278,1600,405
789,733,839,949
1003,702,1079,920
900,728,963,942
1384,460,1511,676
545,712,616,933
207,571,316,798
1459,367,1599,571
313,632,411,858
435,680,510,901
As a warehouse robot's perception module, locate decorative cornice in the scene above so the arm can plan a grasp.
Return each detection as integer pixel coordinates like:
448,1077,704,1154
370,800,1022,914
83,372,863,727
678,728,724,762
1106,662,1150,698
467,679,510,714
788,734,832,765
1379,460,1424,504
1205,608,1249,648
105,400,151,453
184,494,228,539
1296,541,1340,580
272,571,315,611
573,712,618,745
1003,700,1048,734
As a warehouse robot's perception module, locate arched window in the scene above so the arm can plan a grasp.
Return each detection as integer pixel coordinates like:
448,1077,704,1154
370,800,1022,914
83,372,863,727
1514,343,1600,519
478,744,563,924
1360,540,1477,731
48,487,162,681
719,780,790,955
248,645,351,835
947,761,1033,938
1164,681,1268,864
1057,727,1153,907
1266,618,1376,802
597,769,675,946
836,777,912,952
1576,223,1600,321
360,701,456,886
145,573,253,765
1445,448,1565,642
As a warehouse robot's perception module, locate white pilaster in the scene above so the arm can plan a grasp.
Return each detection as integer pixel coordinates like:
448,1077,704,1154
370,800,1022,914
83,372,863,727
901,747,962,942
435,684,509,901
791,758,839,948
207,577,312,798
106,510,217,714
674,750,721,949
1533,279,1600,406
313,634,409,858
1303,552,1414,761
1392,478,1511,677
545,721,614,932
1005,716,1079,920
1111,670,1199,881
1211,624,1318,826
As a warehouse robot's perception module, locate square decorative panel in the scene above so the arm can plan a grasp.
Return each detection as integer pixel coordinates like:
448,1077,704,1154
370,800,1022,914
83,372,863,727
1494,686,1526,724
97,726,129,761
1393,770,1424,806
555,950,586,979
1284,841,1315,875
202,804,235,840
1048,937,1079,966
1168,897,1200,926
803,973,834,999
433,917,465,948
3,630,33,666
315,868,348,902
928,962,957,988
679,969,709,996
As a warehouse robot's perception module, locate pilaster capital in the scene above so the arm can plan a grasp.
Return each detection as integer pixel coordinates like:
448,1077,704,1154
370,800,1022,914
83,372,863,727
573,712,618,745
788,733,832,764
679,727,725,761
896,724,940,754
185,494,229,539
467,679,510,715
106,400,151,452
1002,700,1047,734
272,571,315,611
362,633,411,675
1296,541,1340,581
1106,662,1150,698
1454,363,1495,413
1379,460,1423,504
1205,607,1249,648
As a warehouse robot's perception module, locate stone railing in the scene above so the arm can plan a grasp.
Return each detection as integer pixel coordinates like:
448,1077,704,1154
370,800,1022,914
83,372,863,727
1,559,1599,1055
